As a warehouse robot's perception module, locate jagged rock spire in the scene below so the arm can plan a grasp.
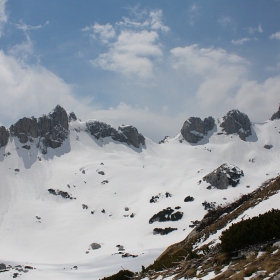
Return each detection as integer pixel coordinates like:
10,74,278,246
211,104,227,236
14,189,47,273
270,104,280,120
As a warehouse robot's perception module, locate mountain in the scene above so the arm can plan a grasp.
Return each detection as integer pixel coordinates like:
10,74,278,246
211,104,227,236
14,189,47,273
0,105,280,279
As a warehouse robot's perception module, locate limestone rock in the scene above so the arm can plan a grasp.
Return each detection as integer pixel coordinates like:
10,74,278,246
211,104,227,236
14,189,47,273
270,104,280,120
203,163,244,190
181,116,215,143
86,121,145,148
220,109,252,140
118,125,145,148
0,126,9,148
9,105,69,154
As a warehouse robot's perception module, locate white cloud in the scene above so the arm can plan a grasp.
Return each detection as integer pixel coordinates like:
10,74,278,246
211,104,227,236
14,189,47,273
83,23,116,44
231,37,258,45
270,31,280,40
170,45,248,108
187,4,200,26
0,0,7,37
0,50,93,127
246,24,263,34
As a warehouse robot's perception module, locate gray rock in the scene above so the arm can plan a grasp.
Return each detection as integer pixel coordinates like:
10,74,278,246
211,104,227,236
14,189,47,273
0,263,6,270
220,109,251,141
86,120,145,148
90,243,101,250
270,104,280,120
264,144,273,149
10,105,69,154
68,112,77,121
203,163,244,189
118,125,145,148
0,126,9,148
181,116,215,143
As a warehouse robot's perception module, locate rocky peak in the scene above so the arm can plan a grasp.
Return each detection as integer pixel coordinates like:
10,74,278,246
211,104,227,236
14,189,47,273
270,104,280,121
118,125,145,148
9,105,70,154
219,109,251,141
68,112,77,122
86,121,145,148
0,126,9,148
181,116,215,143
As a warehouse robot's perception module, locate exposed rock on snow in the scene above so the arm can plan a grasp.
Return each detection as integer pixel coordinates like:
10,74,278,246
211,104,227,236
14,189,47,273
90,243,101,250
86,121,145,148
48,188,75,199
149,207,183,224
264,144,273,149
9,105,69,154
203,163,244,189
153,227,177,235
184,196,194,202
181,116,215,143
0,263,6,270
0,126,9,148
270,104,280,120
219,109,252,140
68,112,77,122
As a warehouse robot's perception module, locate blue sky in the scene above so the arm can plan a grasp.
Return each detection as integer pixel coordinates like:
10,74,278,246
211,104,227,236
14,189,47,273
0,0,280,141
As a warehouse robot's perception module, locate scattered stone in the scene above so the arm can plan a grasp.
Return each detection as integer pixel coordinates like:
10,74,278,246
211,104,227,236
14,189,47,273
97,170,105,175
175,206,181,209
130,213,134,218
219,109,252,141
150,195,159,203
202,201,216,211
153,227,178,235
159,136,170,144
122,253,138,258
189,220,200,228
124,207,129,211
165,192,172,198
181,116,215,143
149,207,183,224
101,180,109,184
184,196,194,202
22,145,31,150
91,211,95,214
48,188,74,199
264,144,273,149
101,209,105,213
35,216,41,220
82,204,88,209
14,169,20,172
82,170,85,174
90,243,101,250
203,163,244,189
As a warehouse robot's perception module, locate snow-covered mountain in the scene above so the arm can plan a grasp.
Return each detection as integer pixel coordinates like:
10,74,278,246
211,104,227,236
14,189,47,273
0,105,280,279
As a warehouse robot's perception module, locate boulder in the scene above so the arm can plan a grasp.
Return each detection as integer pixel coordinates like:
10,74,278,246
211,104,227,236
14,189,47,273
0,126,9,147
0,263,6,270
181,116,215,143
90,243,101,250
220,109,251,140
270,104,280,121
149,207,183,224
203,163,244,189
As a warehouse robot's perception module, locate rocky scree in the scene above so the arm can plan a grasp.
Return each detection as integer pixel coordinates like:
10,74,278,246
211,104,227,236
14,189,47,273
86,121,145,148
181,116,215,143
9,105,69,154
203,163,244,189
219,109,252,140
270,104,280,121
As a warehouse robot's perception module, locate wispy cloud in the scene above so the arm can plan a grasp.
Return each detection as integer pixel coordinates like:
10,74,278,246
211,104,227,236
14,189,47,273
270,31,280,40
0,0,7,37
231,37,258,45
187,4,200,26
245,24,263,34
218,16,237,31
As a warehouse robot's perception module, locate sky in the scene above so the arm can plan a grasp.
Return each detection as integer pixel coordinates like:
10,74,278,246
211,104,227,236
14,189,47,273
0,0,280,141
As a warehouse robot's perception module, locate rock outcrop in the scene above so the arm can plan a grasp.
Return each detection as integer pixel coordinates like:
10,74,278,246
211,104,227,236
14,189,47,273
181,117,215,143
10,105,69,154
220,109,251,140
86,121,145,148
0,126,9,148
203,163,244,190
270,104,280,121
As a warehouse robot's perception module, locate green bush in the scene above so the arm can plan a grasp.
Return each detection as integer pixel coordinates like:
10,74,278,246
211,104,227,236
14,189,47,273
220,209,280,252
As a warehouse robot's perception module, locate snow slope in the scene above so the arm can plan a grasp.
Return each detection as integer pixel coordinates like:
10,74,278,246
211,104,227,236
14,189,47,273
0,118,280,279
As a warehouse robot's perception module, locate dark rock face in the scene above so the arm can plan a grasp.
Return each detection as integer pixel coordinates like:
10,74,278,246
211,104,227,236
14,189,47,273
68,112,77,122
86,121,145,148
203,163,244,190
0,126,9,148
118,125,145,148
10,105,69,154
153,227,177,235
90,243,101,250
270,105,280,120
48,188,74,199
220,109,252,140
0,263,6,270
149,207,183,224
181,116,215,143
184,196,194,202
